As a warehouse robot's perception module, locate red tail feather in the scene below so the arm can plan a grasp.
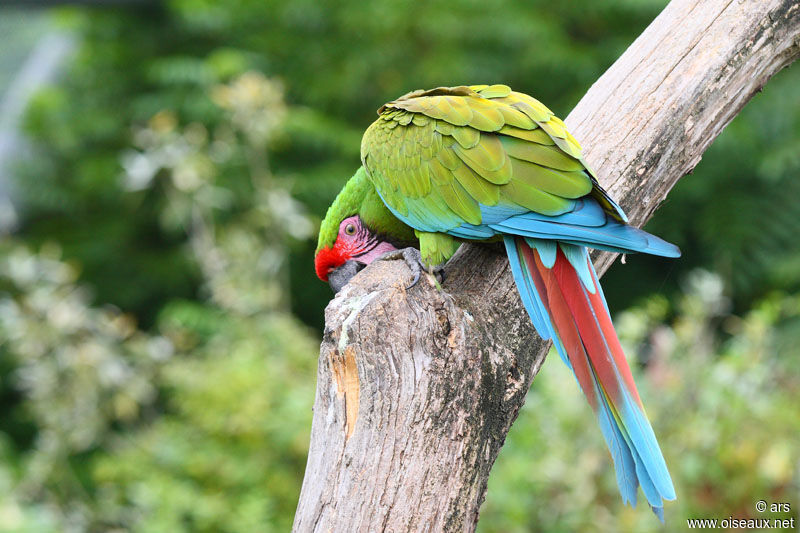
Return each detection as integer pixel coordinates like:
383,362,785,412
524,244,643,407
520,244,598,410
512,237,674,512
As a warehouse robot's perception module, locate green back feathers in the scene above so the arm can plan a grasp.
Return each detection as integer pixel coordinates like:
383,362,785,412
319,84,623,258
360,84,607,231
316,167,416,253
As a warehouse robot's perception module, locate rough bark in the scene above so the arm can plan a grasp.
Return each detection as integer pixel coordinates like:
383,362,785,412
294,1,800,531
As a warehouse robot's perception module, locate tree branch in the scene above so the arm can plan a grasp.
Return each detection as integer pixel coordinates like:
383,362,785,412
293,1,800,531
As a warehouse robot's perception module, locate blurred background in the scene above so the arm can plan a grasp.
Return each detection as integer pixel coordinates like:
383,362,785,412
0,1,798,531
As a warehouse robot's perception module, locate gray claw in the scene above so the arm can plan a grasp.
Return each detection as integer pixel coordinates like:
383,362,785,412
377,247,438,289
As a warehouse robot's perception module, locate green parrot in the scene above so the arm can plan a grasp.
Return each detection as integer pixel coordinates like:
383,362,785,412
315,84,679,520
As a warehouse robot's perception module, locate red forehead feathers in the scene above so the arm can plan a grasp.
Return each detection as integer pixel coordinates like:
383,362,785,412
314,244,344,282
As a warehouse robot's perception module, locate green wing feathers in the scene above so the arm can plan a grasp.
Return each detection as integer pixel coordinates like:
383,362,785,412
360,84,595,231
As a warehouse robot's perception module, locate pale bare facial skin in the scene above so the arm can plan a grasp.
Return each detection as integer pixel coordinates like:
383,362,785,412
327,215,399,292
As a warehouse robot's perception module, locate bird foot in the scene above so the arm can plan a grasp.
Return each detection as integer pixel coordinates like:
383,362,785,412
377,247,444,290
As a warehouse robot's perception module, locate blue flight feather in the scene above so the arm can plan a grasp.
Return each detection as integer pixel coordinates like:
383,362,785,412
526,238,557,268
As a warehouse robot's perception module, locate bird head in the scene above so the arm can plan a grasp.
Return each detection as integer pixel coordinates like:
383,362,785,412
315,213,400,292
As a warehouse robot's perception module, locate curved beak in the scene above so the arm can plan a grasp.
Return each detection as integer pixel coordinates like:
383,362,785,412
328,260,366,293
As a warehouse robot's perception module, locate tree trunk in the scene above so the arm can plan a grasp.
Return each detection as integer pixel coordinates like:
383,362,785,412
293,1,800,531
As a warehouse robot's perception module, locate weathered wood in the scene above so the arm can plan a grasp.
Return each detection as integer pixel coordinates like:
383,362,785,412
294,1,800,531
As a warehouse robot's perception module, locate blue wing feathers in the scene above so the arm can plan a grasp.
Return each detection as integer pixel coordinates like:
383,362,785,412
447,225,496,239
456,198,680,258
382,181,681,260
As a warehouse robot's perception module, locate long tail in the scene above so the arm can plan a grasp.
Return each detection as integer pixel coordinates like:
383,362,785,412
504,235,675,520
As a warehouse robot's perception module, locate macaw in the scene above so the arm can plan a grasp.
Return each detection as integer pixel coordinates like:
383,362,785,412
314,84,677,519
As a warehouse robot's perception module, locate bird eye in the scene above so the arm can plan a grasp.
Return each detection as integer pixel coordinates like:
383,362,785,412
344,224,356,235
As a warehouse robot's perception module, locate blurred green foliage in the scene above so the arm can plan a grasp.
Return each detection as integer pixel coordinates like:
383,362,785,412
1,0,798,531
3,66,317,531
